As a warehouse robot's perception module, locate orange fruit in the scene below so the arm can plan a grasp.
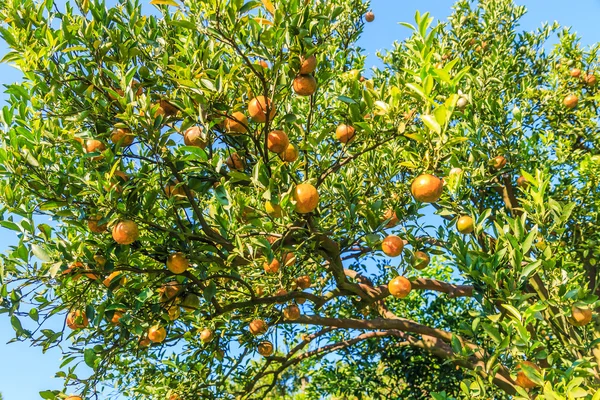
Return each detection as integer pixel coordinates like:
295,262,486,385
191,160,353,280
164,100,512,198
257,341,274,356
570,68,581,78
515,361,540,389
225,111,249,134
296,275,311,290
283,252,296,267
570,305,592,326
257,60,269,69
65,396,82,400
226,152,244,171
180,293,200,311
335,124,356,144
167,252,189,274
382,235,404,257
274,288,287,302
154,100,178,117
293,74,317,96
299,55,317,74
200,328,214,343
584,73,597,86
139,338,151,347
110,128,134,147
293,183,319,213
248,96,275,123
280,143,299,162
148,326,167,343
456,216,474,234
264,258,280,274
87,215,107,233
411,174,443,203
413,251,430,270
492,155,507,169
388,276,411,298
563,94,578,109
249,319,268,335
112,220,139,245
382,208,399,228
85,139,106,160
183,126,207,148
110,310,124,325
267,130,289,153
66,310,88,330
283,304,301,321
365,11,375,22
517,176,528,187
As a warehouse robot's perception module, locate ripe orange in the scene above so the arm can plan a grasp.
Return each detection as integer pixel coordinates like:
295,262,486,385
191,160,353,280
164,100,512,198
183,126,207,148
283,252,296,267
257,341,274,356
335,124,356,144
167,252,189,274
248,96,275,123
570,305,592,326
492,155,507,169
365,11,375,22
267,130,290,153
110,310,124,325
515,361,540,389
382,208,399,228
584,73,597,86
168,394,181,400
139,338,151,347
257,60,269,69
112,220,139,245
456,216,474,234
225,111,249,134
110,128,134,147
274,288,287,302
296,275,311,290
563,94,578,109
154,99,179,117
65,396,82,400
570,68,581,78
382,235,404,257
293,74,317,96
66,310,88,330
263,258,280,274
85,139,106,160
200,328,214,344
413,251,430,270
299,55,317,74
411,174,443,203
283,304,301,321
148,326,167,343
388,276,411,298
280,143,299,162
226,152,244,171
249,319,268,335
517,176,528,187
293,183,319,213
87,215,107,233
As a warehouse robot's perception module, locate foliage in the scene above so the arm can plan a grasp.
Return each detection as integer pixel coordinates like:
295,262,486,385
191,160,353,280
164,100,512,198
0,0,599,398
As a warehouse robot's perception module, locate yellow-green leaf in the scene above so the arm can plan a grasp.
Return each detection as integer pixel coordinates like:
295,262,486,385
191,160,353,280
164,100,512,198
261,0,275,15
421,114,441,134
150,0,179,6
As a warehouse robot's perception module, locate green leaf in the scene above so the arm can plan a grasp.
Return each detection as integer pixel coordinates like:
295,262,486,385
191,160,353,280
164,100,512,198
203,280,217,302
337,95,357,104
31,244,52,263
421,114,441,134
150,0,179,6
84,348,98,369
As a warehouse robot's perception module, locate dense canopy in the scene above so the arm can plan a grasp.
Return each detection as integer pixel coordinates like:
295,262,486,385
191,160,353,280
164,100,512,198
0,0,600,398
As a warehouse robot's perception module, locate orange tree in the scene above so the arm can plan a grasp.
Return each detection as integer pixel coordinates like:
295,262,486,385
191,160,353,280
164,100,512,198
0,0,599,398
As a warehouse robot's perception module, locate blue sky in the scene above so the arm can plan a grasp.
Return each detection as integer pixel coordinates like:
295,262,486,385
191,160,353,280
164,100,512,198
1,0,599,399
